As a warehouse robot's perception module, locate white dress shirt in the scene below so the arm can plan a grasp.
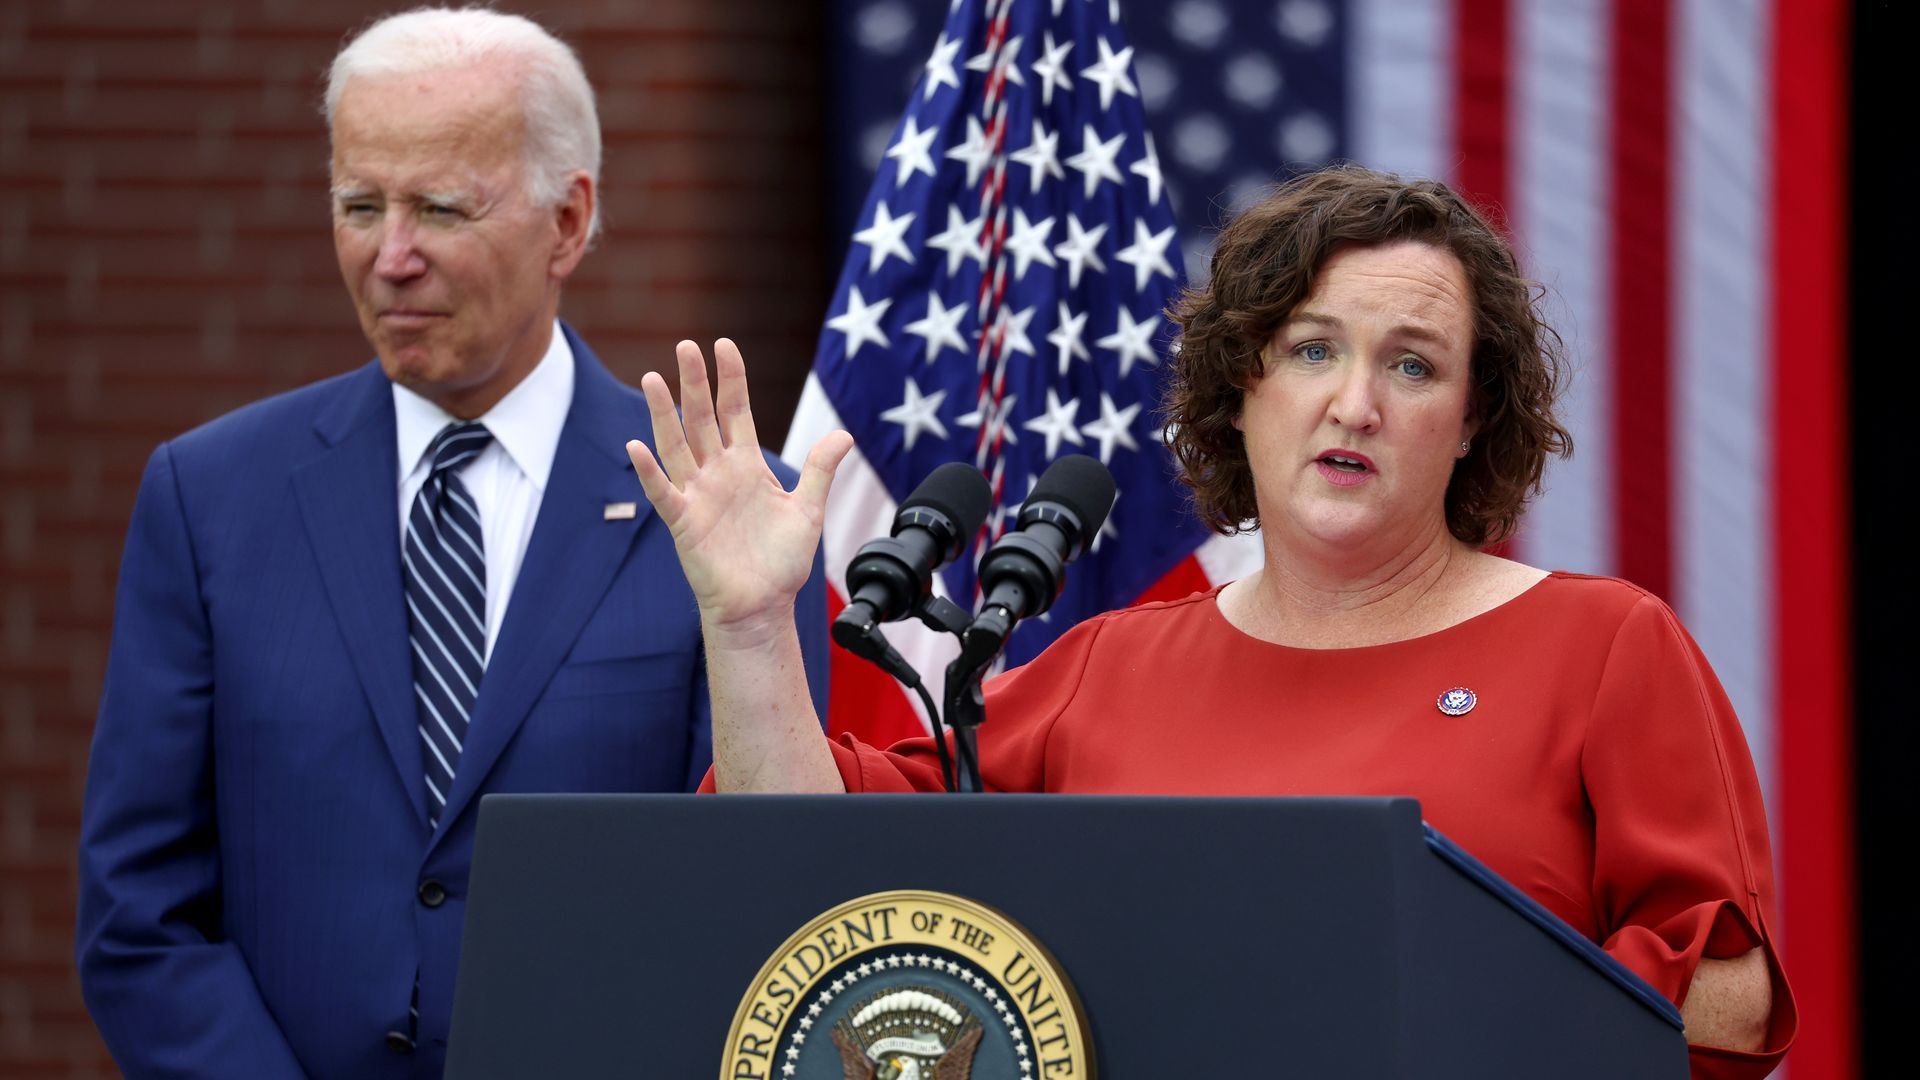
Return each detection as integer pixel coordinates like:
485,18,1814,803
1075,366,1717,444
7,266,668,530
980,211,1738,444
394,323,574,663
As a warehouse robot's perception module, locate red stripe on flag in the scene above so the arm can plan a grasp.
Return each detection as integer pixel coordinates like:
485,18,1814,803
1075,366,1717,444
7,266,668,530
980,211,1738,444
1772,0,1856,1074
1453,0,1511,225
1607,0,1674,601
1452,0,1529,563
822,588,941,748
1130,554,1214,607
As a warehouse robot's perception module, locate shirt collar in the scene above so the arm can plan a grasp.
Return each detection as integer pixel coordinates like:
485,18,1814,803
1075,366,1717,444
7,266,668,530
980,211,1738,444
393,321,575,491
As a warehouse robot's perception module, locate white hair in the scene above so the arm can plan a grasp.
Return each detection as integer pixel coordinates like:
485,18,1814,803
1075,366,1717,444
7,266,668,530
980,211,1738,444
324,5,603,241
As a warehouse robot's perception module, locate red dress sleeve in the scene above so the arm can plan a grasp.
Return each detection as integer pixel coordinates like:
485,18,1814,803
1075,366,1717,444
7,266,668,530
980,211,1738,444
825,612,1113,792
1582,592,1797,1077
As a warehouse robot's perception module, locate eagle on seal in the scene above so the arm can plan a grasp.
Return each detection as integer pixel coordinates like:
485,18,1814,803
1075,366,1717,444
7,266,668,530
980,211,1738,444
831,1023,983,1080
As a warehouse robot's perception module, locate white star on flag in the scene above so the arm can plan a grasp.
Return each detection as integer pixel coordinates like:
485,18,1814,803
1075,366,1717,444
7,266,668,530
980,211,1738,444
922,32,961,99
1114,218,1177,292
1079,36,1138,111
1009,119,1065,195
1023,388,1085,458
957,392,1020,447
826,286,891,357
881,378,950,450
903,290,968,362
1047,301,1091,376
1130,131,1165,206
1080,392,1142,464
926,204,988,276
856,199,913,272
852,201,916,273
1097,306,1160,378
945,116,994,187
1002,208,1058,281
966,34,1026,85
1053,213,1108,288
1031,30,1074,107
885,116,938,186
993,303,1039,359
1065,124,1127,200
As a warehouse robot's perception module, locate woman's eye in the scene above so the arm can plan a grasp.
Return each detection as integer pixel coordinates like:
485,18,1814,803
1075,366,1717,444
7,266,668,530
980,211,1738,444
1396,357,1431,378
1299,343,1330,363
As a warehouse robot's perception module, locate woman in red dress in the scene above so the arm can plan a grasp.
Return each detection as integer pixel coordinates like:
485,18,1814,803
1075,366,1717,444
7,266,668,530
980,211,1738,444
626,166,1793,1077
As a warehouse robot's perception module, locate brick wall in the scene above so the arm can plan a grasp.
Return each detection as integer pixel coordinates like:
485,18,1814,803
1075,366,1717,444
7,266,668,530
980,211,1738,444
0,1,829,1072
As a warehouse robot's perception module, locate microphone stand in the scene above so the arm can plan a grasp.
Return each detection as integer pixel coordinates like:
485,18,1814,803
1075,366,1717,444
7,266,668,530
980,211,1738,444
839,594,972,793
942,609,1013,794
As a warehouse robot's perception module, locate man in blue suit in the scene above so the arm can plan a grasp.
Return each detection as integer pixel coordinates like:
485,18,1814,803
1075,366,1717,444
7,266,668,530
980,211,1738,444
74,9,831,1077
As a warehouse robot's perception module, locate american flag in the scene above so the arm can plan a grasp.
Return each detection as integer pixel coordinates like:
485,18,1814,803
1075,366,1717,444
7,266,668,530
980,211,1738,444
794,0,1231,746
811,3,1850,1075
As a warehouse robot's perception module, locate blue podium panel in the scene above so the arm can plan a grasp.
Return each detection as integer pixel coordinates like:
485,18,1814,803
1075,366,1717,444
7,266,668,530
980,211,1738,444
448,795,1684,1078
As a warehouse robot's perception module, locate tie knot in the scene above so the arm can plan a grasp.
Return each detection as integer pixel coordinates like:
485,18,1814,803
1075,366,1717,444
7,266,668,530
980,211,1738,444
425,422,493,477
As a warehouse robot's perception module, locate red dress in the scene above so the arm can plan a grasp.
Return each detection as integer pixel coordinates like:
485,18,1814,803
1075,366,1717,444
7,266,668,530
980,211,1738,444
826,573,1795,1077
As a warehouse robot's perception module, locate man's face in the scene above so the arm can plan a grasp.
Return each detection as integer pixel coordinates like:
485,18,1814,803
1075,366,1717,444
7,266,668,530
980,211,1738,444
329,63,578,417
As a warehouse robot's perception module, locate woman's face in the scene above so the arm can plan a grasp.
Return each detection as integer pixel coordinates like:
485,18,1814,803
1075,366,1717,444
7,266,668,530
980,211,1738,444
1237,240,1478,558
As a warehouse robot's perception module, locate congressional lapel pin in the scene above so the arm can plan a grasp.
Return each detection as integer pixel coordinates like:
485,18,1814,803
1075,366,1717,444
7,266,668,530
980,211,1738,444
603,501,638,521
1436,687,1477,716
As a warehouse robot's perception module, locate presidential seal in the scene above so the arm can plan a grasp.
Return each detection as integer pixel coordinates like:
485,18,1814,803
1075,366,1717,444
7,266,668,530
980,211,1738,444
721,890,1093,1080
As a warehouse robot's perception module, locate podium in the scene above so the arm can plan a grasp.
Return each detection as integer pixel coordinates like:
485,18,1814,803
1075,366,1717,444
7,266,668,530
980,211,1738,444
447,794,1686,1077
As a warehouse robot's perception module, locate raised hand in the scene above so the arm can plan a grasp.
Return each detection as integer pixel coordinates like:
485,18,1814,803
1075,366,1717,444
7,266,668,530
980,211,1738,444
627,339,853,640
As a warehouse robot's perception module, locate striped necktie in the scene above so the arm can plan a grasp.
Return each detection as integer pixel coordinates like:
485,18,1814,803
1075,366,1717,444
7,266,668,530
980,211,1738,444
403,421,493,828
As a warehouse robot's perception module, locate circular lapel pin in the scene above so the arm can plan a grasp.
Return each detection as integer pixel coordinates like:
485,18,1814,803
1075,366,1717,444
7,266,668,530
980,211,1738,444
1436,687,1477,716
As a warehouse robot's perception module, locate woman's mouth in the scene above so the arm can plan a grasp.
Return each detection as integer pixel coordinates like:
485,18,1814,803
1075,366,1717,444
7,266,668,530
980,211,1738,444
1314,450,1374,487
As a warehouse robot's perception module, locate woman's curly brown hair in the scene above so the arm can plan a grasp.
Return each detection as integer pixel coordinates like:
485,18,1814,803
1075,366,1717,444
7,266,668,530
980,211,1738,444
1165,165,1572,546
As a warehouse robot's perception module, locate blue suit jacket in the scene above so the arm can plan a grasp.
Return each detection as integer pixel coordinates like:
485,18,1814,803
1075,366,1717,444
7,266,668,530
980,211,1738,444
75,326,831,1078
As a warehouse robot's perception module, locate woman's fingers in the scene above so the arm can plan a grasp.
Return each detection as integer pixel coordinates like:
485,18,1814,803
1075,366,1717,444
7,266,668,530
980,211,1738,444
711,338,761,452
795,429,855,517
625,438,685,522
675,340,724,463
638,370,698,485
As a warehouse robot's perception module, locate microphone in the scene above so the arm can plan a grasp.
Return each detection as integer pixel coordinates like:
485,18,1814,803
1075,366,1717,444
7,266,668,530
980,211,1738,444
831,462,992,660
960,454,1117,663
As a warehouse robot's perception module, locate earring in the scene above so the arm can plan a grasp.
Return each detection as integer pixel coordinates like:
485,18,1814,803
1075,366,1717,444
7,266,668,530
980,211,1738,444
1459,440,1470,453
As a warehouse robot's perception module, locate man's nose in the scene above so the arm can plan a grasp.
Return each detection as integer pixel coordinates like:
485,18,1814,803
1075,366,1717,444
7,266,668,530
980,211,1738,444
373,212,427,281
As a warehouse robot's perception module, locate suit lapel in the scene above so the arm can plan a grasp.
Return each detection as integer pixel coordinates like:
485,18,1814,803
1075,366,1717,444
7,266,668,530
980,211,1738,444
434,329,656,836
292,362,428,827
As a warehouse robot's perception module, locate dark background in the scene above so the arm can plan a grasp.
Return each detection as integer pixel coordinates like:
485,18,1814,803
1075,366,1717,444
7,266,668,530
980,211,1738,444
1849,1,1899,1076
0,0,1896,1074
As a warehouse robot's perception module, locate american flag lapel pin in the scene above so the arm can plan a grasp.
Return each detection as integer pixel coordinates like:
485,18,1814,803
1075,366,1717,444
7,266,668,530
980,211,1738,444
603,502,637,521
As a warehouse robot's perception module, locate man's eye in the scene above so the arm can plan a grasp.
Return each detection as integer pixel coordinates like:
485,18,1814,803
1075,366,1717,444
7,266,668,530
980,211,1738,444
422,204,464,220
340,202,378,216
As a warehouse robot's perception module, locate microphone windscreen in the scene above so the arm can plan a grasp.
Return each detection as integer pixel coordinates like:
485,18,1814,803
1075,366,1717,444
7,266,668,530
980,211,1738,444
1027,454,1117,536
902,461,993,538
